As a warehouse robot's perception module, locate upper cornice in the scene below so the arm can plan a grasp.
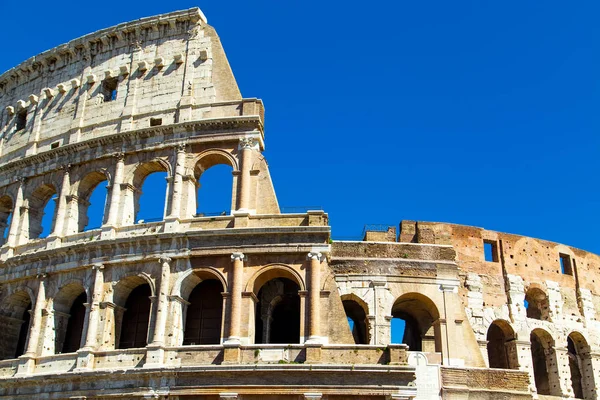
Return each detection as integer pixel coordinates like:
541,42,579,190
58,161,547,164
0,7,205,92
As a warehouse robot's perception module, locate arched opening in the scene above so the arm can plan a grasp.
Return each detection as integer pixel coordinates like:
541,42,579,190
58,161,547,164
255,278,300,344
391,293,441,353
567,332,595,399
525,288,549,321
135,170,168,224
78,171,108,232
61,292,87,353
53,283,86,354
196,164,234,216
118,284,151,349
0,196,13,245
29,184,57,239
486,320,518,369
0,290,32,360
342,298,369,345
183,279,224,345
530,329,560,396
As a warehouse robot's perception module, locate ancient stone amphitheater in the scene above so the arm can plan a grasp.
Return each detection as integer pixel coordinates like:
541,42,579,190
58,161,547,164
0,7,597,400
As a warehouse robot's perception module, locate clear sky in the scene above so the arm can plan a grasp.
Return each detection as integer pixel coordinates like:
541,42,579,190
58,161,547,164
1,1,599,254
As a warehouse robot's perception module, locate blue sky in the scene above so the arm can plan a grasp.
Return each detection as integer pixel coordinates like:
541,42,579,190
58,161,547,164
1,1,599,254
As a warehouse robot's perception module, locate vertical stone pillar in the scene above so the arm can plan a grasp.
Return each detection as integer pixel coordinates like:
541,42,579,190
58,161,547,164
226,253,244,343
307,252,322,342
553,345,573,398
236,137,256,212
16,274,46,375
5,177,25,251
150,256,171,346
50,164,71,239
82,264,104,350
104,153,125,229
169,144,186,219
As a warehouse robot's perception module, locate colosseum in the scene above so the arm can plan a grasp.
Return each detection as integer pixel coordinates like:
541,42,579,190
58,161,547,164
0,7,597,400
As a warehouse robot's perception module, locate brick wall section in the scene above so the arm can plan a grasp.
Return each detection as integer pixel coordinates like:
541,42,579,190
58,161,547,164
442,366,531,392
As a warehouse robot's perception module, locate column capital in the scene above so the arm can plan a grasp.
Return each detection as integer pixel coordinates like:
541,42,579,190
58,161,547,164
158,256,172,265
238,136,259,150
231,253,245,262
113,152,125,161
15,176,27,185
307,252,322,262
36,273,47,280
91,263,104,271
59,164,72,173
176,143,187,153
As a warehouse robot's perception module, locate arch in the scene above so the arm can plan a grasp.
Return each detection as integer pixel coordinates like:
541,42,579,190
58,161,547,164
192,149,238,177
130,160,170,224
113,273,155,307
183,279,224,345
0,289,34,360
254,277,301,344
172,267,227,300
486,319,518,369
341,294,369,345
53,281,86,354
118,283,152,349
193,150,237,217
525,287,550,321
567,331,595,399
0,195,14,245
76,170,109,232
246,264,306,294
391,293,441,352
530,328,560,396
28,183,57,239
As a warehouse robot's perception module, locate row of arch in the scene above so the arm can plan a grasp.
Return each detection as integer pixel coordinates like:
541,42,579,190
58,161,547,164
0,149,237,245
0,264,307,361
486,320,596,399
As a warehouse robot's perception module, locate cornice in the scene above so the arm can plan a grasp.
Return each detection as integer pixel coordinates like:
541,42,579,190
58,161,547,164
0,8,205,92
0,114,263,178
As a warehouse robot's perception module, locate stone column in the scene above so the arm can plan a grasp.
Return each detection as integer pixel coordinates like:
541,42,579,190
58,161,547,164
23,275,46,357
5,177,24,250
50,165,71,239
169,144,186,219
307,252,322,342
226,253,244,343
82,264,104,350
236,137,255,212
150,256,171,346
104,153,125,228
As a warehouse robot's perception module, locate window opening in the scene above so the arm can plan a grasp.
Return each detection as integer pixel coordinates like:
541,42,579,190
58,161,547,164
254,278,300,344
101,78,118,102
15,110,27,131
119,284,151,349
196,164,233,217
183,280,224,345
343,299,368,344
484,240,498,262
150,118,162,127
39,195,57,238
560,254,573,275
61,292,87,353
83,181,108,231
136,172,168,224
50,142,60,149
14,302,31,358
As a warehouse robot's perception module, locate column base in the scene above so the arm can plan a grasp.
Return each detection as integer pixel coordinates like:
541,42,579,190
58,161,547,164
14,354,36,376
45,235,62,249
100,225,117,240
143,345,165,368
73,348,95,371
163,217,181,233
222,342,241,364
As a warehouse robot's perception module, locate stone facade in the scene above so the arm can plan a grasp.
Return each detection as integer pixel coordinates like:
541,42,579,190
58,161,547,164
0,7,594,400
